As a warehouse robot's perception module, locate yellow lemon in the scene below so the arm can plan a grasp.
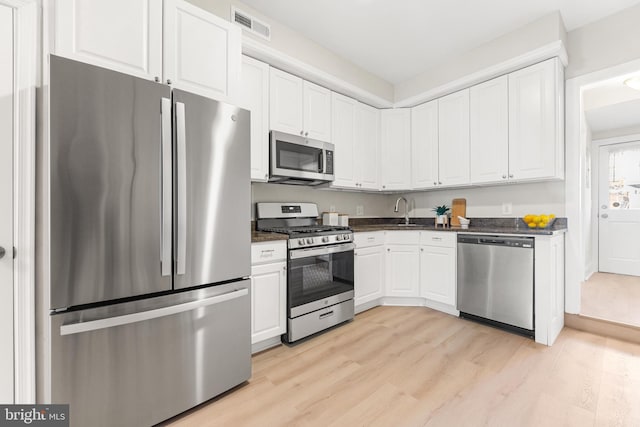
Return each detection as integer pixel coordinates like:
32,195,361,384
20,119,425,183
549,214,556,219
524,215,534,223
540,215,549,222
538,222,548,228
527,222,537,228
533,215,541,223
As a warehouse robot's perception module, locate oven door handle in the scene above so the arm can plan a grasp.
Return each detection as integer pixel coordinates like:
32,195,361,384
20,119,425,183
289,243,355,260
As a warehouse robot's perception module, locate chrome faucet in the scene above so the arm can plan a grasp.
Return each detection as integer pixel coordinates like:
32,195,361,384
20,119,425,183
394,197,410,225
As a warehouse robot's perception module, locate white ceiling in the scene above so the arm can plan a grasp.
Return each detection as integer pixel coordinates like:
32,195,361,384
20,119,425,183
241,0,640,84
584,72,640,135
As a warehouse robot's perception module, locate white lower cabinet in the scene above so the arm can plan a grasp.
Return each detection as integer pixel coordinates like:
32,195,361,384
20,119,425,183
354,233,385,309
250,241,287,352
384,232,420,297
419,232,457,311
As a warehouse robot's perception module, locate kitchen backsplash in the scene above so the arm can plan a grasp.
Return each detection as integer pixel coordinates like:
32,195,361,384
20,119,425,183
251,180,566,220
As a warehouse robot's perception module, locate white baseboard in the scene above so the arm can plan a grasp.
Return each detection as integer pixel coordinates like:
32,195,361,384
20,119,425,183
423,300,460,317
251,336,282,355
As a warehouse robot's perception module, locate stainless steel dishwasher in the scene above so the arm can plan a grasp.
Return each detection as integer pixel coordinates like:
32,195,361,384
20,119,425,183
457,234,534,337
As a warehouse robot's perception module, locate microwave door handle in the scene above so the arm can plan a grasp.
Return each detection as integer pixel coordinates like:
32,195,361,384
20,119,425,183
319,149,324,173
160,98,172,277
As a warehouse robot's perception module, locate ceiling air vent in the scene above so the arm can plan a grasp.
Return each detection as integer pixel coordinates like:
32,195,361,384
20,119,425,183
231,7,271,41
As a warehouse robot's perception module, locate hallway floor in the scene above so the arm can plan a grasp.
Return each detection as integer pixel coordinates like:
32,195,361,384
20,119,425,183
581,272,640,327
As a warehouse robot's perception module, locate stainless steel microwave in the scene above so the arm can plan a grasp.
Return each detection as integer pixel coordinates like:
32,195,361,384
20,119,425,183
269,131,334,185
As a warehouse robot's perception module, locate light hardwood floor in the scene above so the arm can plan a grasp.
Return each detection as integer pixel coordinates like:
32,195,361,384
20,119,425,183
582,272,640,327
163,306,640,427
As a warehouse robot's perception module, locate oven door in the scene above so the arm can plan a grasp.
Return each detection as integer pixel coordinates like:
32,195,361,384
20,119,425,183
288,243,354,317
270,131,332,182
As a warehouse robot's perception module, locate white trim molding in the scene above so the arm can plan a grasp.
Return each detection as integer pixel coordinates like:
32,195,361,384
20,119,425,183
395,41,569,108
2,0,38,404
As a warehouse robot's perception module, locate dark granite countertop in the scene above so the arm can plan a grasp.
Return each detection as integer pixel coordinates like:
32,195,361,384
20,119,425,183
251,229,289,243
349,217,567,236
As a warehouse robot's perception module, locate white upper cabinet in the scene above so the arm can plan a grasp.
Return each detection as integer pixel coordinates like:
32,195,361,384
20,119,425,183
303,81,332,141
331,92,358,188
355,103,380,190
470,75,509,184
380,109,412,191
269,68,304,135
508,58,563,181
54,0,240,101
411,100,438,190
438,89,470,187
54,0,163,80
163,0,241,102
269,68,331,142
240,56,270,182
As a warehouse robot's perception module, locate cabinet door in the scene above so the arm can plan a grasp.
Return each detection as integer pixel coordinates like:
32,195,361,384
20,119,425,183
380,109,412,191
419,245,456,306
250,262,287,344
164,0,241,102
240,56,270,182
55,0,162,80
355,102,380,190
508,58,558,180
269,68,303,135
438,89,470,186
303,81,332,142
354,246,384,306
470,76,509,184
331,92,358,188
411,100,438,189
385,245,419,297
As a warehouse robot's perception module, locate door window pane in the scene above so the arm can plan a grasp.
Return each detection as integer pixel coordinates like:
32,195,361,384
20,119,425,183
608,146,640,209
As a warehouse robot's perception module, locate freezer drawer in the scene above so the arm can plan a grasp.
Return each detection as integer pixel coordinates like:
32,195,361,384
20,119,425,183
50,281,251,427
457,235,534,332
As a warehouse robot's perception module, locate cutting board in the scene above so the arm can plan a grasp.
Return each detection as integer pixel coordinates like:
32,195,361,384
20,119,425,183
451,199,466,227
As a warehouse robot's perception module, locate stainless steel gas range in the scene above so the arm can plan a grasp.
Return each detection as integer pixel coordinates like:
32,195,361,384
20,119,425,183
256,203,354,342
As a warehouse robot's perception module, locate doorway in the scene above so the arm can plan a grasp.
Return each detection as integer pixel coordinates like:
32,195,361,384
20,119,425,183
0,2,14,403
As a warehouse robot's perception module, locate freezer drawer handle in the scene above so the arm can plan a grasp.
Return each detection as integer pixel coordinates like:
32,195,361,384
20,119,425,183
60,288,248,336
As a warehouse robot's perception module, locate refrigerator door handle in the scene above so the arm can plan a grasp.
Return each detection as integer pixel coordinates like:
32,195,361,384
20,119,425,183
175,101,187,275
60,288,248,336
161,98,172,277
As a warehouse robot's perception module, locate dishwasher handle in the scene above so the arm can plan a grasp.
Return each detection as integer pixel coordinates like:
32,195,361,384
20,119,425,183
458,235,534,248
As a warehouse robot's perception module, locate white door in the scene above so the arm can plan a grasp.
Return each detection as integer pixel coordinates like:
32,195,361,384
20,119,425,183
380,109,412,191
240,56,270,182
163,0,241,101
411,100,438,189
0,4,14,403
250,262,286,345
331,92,357,188
470,75,509,184
269,68,303,135
599,142,640,276
54,0,162,80
385,245,420,297
302,81,332,142
438,89,470,186
355,102,380,190
354,246,384,306
419,245,456,306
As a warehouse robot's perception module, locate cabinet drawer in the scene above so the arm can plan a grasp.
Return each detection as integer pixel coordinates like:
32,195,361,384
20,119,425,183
420,231,456,248
354,232,384,248
385,231,420,245
251,241,287,264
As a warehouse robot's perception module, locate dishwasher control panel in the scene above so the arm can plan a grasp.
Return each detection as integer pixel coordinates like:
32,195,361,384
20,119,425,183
458,235,534,248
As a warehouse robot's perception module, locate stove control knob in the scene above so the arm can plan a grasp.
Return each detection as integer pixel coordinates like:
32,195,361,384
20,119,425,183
336,235,342,241
306,238,313,244
343,234,350,240
298,239,306,246
322,236,329,243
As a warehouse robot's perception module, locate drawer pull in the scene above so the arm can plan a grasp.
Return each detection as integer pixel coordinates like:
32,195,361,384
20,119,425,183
432,237,442,241
319,310,334,319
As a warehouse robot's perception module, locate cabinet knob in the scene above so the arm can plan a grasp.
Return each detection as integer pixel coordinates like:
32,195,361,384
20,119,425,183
166,79,172,85
154,76,160,82
265,174,268,179
300,130,304,135
0,247,5,259
283,266,286,271
387,248,390,252
509,174,514,178
420,248,424,252
502,175,507,179
305,132,309,136
382,185,386,189
438,181,442,185
433,182,437,185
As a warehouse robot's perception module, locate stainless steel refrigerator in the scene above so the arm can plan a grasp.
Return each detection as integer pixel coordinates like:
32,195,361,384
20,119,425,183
48,56,251,426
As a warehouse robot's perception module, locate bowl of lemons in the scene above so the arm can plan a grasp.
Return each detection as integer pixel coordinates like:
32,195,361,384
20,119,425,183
523,214,556,229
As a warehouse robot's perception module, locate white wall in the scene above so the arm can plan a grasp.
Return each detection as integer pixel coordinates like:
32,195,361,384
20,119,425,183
251,183,392,219
397,182,566,219
394,12,566,103
566,3,640,79
187,0,394,103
